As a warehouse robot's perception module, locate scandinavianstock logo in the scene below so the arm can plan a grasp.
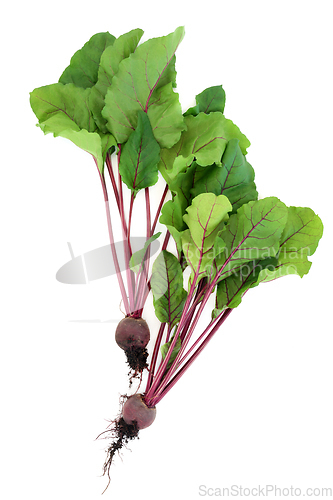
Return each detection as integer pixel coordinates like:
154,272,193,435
56,240,311,292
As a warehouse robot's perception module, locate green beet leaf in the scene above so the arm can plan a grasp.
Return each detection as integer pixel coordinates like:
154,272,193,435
118,111,160,195
213,256,279,315
129,233,161,273
102,26,186,147
30,83,116,174
184,85,226,116
180,113,250,161
146,83,185,149
191,138,258,213
215,197,288,282
258,206,324,283
161,335,182,371
30,83,96,132
159,151,193,186
159,200,186,257
101,133,117,162
59,32,116,88
159,162,215,260
182,193,232,285
55,128,115,175
89,29,144,133
213,205,323,313
159,160,208,255
160,138,257,254
151,250,187,329
158,112,250,185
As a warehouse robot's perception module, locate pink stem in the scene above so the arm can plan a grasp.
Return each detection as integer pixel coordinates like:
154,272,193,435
151,184,169,234
127,194,135,256
145,322,166,391
144,273,198,401
133,186,171,317
105,152,120,213
151,277,215,396
178,312,222,366
117,150,135,313
136,229,172,314
150,308,233,405
145,187,151,238
165,324,172,344
134,189,151,312
179,279,207,342
96,163,130,316
162,230,170,251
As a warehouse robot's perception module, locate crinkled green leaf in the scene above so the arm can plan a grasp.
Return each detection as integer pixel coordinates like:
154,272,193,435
158,112,250,184
101,133,117,162
215,197,288,282
159,152,193,186
129,233,161,273
90,29,144,133
184,85,226,116
160,135,256,240
55,128,115,174
160,153,242,259
213,205,323,313
118,111,160,195
102,26,186,147
59,32,116,88
161,335,182,370
30,83,96,132
258,206,324,283
191,138,258,213
147,83,185,148
160,138,257,253
181,113,250,161
163,161,200,230
151,250,187,328
183,193,231,250
38,122,115,175
30,83,116,174
169,161,198,205
213,256,279,316
159,161,206,254
159,200,186,256
182,193,232,285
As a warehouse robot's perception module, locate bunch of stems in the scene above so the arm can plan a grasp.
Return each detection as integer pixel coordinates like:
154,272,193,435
96,149,232,407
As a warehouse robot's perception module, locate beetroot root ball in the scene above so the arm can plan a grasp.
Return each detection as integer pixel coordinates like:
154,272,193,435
115,317,150,351
122,394,156,430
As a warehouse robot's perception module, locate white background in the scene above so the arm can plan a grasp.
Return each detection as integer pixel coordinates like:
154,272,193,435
1,1,332,498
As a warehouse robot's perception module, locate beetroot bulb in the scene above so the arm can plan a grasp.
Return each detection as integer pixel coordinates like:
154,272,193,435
115,317,150,379
122,394,156,429
99,393,156,493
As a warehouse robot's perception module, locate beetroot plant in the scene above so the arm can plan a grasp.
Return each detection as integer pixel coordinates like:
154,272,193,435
30,27,324,492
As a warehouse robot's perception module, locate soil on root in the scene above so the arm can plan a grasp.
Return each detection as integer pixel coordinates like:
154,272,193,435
125,346,149,386
98,415,139,494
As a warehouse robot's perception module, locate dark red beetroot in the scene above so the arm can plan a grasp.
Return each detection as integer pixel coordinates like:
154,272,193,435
115,317,150,378
115,316,150,349
123,393,156,429
99,394,156,493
